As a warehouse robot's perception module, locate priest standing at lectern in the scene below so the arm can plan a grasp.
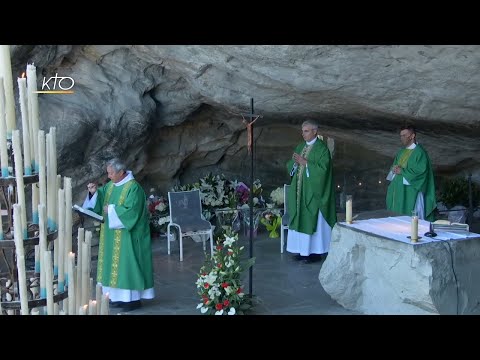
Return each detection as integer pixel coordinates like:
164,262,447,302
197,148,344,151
286,120,337,263
83,157,154,312
386,124,437,221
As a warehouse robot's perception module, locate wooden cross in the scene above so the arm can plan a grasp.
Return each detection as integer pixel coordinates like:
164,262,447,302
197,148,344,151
241,98,262,155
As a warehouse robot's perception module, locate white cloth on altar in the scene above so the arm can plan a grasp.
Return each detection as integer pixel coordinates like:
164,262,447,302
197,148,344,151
286,210,331,256
341,216,479,245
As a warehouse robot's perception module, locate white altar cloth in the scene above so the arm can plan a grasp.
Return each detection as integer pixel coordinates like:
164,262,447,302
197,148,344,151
340,216,479,244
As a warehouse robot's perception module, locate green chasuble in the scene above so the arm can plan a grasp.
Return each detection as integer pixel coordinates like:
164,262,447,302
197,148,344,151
90,179,154,291
286,138,337,234
386,144,437,221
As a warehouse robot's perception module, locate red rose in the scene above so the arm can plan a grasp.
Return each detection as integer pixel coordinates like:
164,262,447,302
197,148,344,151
223,299,230,306
221,282,229,288
215,303,223,310
204,283,210,289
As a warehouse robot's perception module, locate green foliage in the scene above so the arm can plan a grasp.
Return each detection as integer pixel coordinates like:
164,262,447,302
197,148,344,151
438,177,479,209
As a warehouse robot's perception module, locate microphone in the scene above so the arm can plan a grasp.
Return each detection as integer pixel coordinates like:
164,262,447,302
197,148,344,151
290,163,298,177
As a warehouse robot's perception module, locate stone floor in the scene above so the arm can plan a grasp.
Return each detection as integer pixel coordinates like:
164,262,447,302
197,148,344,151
100,230,359,316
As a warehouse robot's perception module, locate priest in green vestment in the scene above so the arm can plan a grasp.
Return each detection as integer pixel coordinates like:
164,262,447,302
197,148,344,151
83,158,154,311
286,120,337,260
386,125,437,221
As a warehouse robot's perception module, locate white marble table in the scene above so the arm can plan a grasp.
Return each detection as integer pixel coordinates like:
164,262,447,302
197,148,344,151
319,216,480,315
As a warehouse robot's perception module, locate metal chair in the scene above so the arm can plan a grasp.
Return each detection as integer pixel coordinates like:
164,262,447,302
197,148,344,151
280,184,290,253
167,189,214,262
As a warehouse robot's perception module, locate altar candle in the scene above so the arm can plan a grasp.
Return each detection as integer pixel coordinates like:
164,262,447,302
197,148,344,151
0,45,16,135
12,130,27,238
346,195,353,224
57,188,65,293
0,77,9,177
17,76,32,175
411,210,419,242
67,252,76,316
44,250,54,315
26,63,39,172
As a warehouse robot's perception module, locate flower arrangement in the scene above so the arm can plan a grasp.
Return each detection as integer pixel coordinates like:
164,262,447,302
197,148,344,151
147,192,170,235
196,228,255,315
260,209,282,238
270,187,284,207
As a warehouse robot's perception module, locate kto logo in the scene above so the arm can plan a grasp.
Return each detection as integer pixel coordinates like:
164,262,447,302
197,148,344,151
34,73,75,94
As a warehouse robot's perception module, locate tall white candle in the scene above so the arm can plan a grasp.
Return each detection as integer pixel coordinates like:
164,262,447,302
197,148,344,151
34,244,40,274
46,133,53,229
67,252,76,316
76,228,84,314
50,127,57,229
411,211,419,242
26,63,39,172
57,189,65,293
44,251,54,315
0,77,9,177
38,131,46,206
17,77,32,175
88,300,96,315
57,188,65,293
346,195,353,224
14,204,29,315
38,204,47,306
12,130,27,238
0,199,3,240
64,177,73,286
81,241,89,307
0,45,16,135
100,292,110,315
95,283,102,315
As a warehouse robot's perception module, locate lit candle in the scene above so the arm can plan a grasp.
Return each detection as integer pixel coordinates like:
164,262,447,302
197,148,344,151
12,130,27,238
88,300,96,315
57,188,65,293
411,210,419,242
17,76,32,175
26,63,39,172
79,304,88,315
0,77,9,177
44,250,54,315
67,252,76,316
346,195,353,224
0,45,16,135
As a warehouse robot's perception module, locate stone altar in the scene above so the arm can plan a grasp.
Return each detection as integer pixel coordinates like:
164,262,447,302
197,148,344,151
319,215,480,315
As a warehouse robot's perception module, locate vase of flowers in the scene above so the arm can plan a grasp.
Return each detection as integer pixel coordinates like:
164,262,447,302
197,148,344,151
196,228,255,315
260,210,282,238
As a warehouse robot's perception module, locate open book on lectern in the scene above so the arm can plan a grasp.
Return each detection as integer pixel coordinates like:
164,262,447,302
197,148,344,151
72,204,104,223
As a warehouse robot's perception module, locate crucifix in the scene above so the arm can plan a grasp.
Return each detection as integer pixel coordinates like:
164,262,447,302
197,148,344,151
241,98,262,297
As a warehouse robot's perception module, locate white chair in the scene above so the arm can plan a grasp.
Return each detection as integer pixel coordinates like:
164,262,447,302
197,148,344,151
167,189,214,262
280,184,290,253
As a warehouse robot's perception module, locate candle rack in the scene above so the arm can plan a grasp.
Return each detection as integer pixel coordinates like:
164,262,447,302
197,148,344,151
0,170,61,314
